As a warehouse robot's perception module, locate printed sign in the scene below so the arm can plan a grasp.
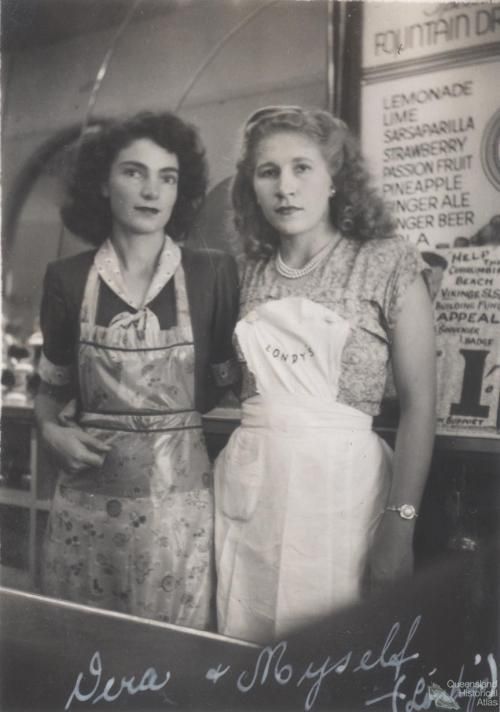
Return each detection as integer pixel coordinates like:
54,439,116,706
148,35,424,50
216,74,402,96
363,2,500,68
430,245,500,437
361,4,500,438
362,60,500,250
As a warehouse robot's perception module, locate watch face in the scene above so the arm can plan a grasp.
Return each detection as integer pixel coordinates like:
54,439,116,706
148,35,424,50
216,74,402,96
400,504,417,520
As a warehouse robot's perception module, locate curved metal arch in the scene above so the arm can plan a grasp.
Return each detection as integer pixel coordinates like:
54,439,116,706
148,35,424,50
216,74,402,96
3,120,107,259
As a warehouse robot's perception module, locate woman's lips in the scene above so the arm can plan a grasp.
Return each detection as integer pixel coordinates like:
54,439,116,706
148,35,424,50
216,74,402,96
275,206,302,215
135,206,160,214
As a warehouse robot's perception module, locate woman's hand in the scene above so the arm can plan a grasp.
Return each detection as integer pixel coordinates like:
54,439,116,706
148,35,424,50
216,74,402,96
368,513,415,592
40,421,111,474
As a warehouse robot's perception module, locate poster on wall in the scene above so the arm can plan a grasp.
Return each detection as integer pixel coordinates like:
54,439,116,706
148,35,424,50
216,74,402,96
362,60,500,251
362,1,500,68
361,2,500,439
427,245,500,438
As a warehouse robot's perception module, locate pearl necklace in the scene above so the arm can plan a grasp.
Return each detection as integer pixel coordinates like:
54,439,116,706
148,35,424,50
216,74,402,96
275,238,339,280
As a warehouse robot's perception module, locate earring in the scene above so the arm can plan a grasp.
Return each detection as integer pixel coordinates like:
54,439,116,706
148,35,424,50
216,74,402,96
329,186,336,197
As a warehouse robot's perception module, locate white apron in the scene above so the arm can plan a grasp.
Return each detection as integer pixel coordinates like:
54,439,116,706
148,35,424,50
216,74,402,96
215,296,392,643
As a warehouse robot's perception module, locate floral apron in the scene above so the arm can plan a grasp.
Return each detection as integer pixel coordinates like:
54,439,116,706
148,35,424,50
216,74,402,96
42,243,213,629
215,296,392,643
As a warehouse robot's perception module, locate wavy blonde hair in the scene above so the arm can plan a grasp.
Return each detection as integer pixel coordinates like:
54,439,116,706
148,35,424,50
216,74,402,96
232,106,395,259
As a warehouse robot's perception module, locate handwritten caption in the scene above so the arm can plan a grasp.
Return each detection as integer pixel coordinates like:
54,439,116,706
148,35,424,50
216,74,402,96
65,615,497,711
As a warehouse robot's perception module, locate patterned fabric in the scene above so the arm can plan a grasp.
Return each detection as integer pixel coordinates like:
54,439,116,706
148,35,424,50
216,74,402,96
39,245,240,414
42,246,217,629
92,236,182,310
237,237,428,414
43,454,213,625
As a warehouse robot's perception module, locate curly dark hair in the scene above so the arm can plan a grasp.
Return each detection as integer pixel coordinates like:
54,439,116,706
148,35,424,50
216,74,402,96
61,111,208,245
232,106,396,259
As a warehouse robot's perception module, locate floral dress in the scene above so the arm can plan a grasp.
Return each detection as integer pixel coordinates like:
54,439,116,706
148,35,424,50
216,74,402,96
39,237,238,629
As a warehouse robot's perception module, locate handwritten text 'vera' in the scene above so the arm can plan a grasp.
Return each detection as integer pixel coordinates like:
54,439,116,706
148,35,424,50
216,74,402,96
65,651,171,709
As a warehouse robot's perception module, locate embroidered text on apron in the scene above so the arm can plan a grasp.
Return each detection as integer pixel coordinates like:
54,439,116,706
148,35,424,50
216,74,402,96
215,296,391,642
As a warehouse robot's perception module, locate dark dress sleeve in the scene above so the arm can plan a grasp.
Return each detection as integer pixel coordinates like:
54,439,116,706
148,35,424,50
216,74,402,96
38,262,78,387
38,251,95,386
209,252,240,388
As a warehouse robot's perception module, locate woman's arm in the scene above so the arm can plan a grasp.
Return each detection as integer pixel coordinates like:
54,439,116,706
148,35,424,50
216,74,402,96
35,382,110,473
36,259,110,473
210,252,241,397
369,274,436,587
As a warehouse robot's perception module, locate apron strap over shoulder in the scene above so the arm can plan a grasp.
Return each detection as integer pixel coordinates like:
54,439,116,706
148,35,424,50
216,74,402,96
173,261,193,339
80,264,101,326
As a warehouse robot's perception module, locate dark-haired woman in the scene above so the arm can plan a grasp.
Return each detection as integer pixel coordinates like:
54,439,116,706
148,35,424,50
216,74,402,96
35,112,239,628
215,107,436,643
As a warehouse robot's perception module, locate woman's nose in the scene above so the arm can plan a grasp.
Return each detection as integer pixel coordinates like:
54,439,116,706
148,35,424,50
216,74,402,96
276,170,296,197
141,177,160,199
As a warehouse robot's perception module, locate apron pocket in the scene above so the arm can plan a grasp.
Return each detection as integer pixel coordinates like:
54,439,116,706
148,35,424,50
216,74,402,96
216,429,263,522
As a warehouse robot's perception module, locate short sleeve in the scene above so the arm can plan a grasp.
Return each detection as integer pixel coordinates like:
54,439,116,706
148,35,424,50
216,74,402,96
39,263,77,386
383,243,430,334
210,253,240,387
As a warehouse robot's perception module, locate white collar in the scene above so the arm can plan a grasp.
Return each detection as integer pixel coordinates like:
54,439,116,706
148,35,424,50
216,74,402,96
94,236,181,310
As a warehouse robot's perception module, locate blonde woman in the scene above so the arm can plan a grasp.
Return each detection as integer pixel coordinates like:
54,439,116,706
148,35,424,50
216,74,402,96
215,107,436,643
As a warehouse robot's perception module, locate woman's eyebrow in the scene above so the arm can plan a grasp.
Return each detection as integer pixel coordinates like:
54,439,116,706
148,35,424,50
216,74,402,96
118,160,179,173
256,156,314,166
255,160,277,168
118,159,145,168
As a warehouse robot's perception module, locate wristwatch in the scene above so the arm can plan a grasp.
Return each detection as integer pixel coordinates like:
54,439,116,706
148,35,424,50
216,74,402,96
385,504,418,520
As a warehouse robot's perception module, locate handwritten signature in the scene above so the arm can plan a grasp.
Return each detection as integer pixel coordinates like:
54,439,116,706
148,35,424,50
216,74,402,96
65,652,171,709
65,615,497,711
230,615,420,711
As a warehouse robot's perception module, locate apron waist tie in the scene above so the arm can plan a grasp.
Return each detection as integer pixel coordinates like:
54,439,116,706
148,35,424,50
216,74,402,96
241,395,373,432
80,410,202,433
